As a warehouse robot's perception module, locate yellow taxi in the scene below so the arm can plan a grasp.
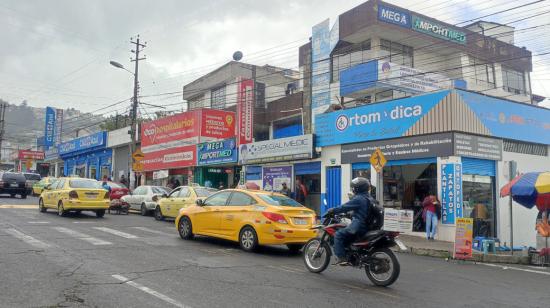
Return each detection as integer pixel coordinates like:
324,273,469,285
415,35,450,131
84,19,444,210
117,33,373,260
32,177,55,196
175,189,317,252
39,177,110,217
155,185,217,221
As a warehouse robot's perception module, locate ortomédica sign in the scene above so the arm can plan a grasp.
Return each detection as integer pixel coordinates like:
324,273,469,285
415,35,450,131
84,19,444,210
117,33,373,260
239,134,314,164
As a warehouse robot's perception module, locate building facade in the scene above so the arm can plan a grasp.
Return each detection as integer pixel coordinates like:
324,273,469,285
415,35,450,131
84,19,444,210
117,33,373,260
59,132,112,180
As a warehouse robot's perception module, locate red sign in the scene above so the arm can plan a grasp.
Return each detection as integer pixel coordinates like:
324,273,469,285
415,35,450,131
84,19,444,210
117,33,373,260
142,145,196,171
18,150,45,160
141,111,200,153
237,78,254,145
200,109,235,140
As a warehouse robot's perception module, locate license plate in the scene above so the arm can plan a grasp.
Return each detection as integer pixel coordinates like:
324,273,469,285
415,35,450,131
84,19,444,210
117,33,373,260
395,239,407,251
10,183,18,187
85,194,97,199
293,218,308,225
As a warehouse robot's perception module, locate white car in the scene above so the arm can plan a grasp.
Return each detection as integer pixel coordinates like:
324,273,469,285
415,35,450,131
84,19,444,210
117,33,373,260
121,185,170,216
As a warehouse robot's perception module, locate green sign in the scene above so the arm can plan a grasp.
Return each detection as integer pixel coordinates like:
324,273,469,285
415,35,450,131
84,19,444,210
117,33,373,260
412,15,466,44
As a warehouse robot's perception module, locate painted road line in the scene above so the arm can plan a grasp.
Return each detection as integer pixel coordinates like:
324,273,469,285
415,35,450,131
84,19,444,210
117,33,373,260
53,227,112,246
131,226,171,236
4,228,50,249
0,205,38,209
93,227,138,239
112,275,190,308
28,221,50,224
479,262,550,276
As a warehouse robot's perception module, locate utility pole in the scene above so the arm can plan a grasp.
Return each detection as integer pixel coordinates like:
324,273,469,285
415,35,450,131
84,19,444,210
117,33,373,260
129,35,146,189
0,103,6,162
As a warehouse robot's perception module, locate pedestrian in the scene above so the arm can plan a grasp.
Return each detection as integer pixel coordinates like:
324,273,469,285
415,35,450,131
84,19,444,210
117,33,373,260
423,195,440,240
294,179,307,204
204,179,212,188
173,178,181,188
120,174,128,187
280,182,291,197
218,181,225,190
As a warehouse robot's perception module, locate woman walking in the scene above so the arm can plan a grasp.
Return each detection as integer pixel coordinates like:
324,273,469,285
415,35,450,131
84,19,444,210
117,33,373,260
423,195,440,240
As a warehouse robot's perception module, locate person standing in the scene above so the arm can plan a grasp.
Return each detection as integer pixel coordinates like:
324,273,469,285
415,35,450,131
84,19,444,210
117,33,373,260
294,179,307,204
423,195,439,240
280,182,291,197
120,174,128,187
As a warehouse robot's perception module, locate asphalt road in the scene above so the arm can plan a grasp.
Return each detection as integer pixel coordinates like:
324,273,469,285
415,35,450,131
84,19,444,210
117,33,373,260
1,196,549,308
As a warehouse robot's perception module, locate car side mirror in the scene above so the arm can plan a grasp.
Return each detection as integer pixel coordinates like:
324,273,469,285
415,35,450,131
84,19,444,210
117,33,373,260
44,184,51,190
162,193,168,198
196,199,204,206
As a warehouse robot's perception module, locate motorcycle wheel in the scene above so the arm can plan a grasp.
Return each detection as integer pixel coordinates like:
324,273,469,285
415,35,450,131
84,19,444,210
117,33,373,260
365,247,400,287
303,238,331,273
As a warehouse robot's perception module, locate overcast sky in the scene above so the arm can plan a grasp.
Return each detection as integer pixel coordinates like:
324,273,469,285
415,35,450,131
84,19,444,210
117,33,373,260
1,0,549,117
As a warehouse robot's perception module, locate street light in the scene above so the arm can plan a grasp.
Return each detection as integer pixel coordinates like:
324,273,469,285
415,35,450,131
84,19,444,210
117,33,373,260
110,60,135,76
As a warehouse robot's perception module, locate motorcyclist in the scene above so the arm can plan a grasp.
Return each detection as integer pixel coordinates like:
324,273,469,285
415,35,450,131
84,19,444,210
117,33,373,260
326,177,371,265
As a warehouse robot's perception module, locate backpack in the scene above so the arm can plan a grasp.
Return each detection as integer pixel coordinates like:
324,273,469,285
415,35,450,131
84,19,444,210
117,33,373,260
366,195,384,230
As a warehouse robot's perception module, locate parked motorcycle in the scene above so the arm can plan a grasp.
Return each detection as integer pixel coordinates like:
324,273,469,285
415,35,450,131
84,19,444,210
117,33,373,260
303,213,405,287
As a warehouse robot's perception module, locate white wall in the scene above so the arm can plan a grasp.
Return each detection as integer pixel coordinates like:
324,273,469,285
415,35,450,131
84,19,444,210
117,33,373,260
497,149,550,247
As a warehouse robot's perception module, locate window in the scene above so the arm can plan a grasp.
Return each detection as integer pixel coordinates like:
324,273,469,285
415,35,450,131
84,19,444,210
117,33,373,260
468,56,495,89
257,194,303,207
179,187,190,198
255,82,265,108
502,67,525,94
380,39,413,67
211,85,226,109
168,188,181,197
463,175,495,238
194,187,215,198
56,179,66,189
69,179,101,189
152,186,169,194
504,140,548,156
227,192,256,206
134,186,147,195
331,40,372,82
204,191,231,206
382,163,437,211
48,180,60,189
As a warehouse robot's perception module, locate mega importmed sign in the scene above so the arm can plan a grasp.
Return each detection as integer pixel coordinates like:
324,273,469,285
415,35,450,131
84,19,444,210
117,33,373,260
197,138,238,166
239,134,314,164
412,15,466,44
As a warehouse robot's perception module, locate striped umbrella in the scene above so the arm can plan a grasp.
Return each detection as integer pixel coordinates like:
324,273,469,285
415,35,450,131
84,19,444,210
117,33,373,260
500,172,550,211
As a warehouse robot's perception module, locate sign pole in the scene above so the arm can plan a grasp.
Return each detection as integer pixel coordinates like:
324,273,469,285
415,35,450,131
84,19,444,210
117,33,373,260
509,161,516,255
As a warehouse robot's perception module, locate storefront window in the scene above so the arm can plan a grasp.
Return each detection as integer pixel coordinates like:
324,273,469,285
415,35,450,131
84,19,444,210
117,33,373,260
101,166,110,180
76,165,86,178
462,174,495,238
89,166,97,180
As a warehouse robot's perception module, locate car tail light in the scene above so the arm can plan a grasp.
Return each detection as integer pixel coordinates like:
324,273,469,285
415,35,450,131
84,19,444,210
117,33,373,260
262,212,288,224
69,191,78,199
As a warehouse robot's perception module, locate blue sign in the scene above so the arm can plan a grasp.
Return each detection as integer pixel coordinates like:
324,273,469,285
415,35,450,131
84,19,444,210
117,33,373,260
44,107,56,148
58,132,106,155
340,61,378,96
197,138,238,166
315,90,450,147
378,4,411,28
458,90,550,145
441,163,463,224
44,147,59,161
245,165,262,181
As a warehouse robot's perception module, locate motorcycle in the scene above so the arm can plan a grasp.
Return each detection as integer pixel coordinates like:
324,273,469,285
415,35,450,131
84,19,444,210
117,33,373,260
303,213,406,287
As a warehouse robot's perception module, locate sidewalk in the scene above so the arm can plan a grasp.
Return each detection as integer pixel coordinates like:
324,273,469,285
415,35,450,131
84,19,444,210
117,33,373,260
398,234,532,265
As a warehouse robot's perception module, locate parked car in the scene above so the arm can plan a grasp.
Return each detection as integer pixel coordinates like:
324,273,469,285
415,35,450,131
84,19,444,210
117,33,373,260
156,186,217,221
0,172,28,198
120,185,170,216
106,181,130,213
32,177,56,196
175,189,317,252
38,178,110,217
23,173,42,195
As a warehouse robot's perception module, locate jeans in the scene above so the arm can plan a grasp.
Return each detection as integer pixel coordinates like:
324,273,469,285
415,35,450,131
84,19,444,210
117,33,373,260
334,223,367,258
426,210,438,239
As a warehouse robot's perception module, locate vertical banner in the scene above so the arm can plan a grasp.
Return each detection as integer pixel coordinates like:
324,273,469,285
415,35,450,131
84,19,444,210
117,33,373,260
44,107,56,149
454,218,473,259
237,78,254,145
54,108,63,145
441,162,463,224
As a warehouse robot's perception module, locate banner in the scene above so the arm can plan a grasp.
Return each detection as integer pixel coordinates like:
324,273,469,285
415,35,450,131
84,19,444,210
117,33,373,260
142,145,196,171
383,209,414,233
18,150,45,160
239,134,314,164
44,107,56,148
54,108,63,145
237,78,254,145
262,166,292,192
58,132,106,155
454,218,473,259
141,111,200,153
197,138,238,166
441,162,463,224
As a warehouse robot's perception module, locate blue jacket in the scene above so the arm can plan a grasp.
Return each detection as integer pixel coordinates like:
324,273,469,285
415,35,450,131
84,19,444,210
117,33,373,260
332,193,371,234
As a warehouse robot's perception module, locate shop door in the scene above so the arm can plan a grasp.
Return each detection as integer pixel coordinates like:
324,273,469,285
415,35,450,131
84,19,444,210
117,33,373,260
324,167,341,215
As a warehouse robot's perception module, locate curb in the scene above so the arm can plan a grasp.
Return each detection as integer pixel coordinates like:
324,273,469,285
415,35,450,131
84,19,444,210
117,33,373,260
398,246,531,265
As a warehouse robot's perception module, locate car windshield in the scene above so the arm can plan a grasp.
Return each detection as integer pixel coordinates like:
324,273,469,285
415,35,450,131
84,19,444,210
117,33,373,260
107,182,123,188
194,187,216,197
69,179,102,189
2,172,26,181
152,187,170,194
257,194,303,207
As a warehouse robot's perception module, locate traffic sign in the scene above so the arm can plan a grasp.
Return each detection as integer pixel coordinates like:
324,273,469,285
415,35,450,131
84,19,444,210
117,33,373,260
132,149,145,161
370,148,387,173
132,162,144,172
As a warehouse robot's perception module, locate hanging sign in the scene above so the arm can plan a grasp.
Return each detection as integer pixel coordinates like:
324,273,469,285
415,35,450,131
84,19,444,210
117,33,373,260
441,162,463,224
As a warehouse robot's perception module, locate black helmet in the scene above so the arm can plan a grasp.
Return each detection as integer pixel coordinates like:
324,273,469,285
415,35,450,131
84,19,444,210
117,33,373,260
351,177,370,194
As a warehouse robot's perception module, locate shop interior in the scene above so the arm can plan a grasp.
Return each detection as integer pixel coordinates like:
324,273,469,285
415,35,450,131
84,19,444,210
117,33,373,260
462,174,496,238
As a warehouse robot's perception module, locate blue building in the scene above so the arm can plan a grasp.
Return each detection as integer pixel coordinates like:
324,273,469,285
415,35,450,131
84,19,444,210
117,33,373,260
58,132,112,180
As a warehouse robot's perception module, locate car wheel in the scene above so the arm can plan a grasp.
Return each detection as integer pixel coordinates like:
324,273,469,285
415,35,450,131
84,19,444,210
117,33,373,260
96,210,105,218
39,198,47,213
286,244,304,253
154,206,164,221
140,203,148,216
57,202,67,217
239,226,259,252
20,194,27,199
178,217,194,240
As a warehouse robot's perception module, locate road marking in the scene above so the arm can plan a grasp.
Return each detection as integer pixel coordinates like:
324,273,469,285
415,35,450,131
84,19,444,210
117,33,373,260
479,263,550,276
4,228,50,249
72,221,95,224
93,227,138,239
0,205,38,209
28,221,50,224
112,275,189,308
53,227,112,245
131,227,171,235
